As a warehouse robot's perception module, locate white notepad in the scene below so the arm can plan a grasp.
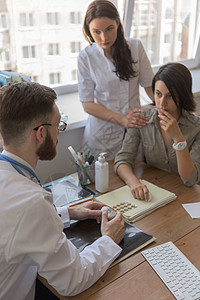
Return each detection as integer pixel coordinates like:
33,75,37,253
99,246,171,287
96,179,176,222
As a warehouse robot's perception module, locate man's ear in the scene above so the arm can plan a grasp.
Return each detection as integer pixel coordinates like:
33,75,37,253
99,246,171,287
34,126,46,144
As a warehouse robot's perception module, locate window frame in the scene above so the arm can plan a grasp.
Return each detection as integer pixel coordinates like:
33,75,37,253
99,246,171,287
48,43,60,56
54,0,200,98
22,45,36,59
124,0,200,71
70,11,82,25
49,72,61,85
0,13,8,29
19,12,34,27
70,41,82,54
46,12,59,26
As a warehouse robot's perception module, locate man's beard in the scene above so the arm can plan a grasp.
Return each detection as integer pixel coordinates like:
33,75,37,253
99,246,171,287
36,131,57,160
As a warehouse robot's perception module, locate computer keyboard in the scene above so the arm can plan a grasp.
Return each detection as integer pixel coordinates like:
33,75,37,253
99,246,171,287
141,241,200,300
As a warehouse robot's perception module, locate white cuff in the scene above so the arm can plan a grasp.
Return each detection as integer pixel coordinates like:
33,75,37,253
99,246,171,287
56,206,70,228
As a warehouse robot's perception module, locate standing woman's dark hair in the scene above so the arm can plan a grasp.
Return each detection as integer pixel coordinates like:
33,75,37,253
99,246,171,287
83,0,137,81
152,62,196,112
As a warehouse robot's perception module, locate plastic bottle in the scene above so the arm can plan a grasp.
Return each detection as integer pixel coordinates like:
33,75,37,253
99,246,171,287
95,152,109,193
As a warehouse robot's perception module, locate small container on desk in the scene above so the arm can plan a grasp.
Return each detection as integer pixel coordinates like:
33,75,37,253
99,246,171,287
76,163,95,185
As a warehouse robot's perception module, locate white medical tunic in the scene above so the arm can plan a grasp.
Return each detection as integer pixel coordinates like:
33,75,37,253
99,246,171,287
78,38,154,160
0,152,122,300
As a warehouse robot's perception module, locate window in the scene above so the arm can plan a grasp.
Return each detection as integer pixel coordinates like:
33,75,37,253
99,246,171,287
22,46,36,58
0,14,7,28
32,75,38,82
0,49,10,61
164,33,171,43
49,72,61,84
140,35,148,49
0,0,199,107
165,8,174,20
70,41,82,54
130,0,200,67
48,43,60,55
20,13,34,27
0,0,94,88
70,11,81,24
139,6,149,26
71,69,77,81
47,12,59,25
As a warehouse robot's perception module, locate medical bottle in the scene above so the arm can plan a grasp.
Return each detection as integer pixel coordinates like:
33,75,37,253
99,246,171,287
95,152,109,193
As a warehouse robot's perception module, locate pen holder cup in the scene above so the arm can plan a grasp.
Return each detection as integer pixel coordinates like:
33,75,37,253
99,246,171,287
76,163,95,185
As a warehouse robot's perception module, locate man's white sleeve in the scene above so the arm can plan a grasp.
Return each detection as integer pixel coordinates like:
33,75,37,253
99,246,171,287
56,206,70,228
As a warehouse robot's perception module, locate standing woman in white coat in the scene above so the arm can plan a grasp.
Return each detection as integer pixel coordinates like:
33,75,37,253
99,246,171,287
78,0,154,160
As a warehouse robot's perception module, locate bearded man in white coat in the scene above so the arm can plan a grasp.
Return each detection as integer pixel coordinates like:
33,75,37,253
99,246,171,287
0,82,124,300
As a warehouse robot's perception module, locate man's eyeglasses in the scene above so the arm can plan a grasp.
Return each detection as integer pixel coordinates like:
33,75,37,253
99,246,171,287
33,121,67,132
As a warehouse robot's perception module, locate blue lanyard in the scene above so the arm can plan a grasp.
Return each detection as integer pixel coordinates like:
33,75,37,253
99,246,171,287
0,153,40,185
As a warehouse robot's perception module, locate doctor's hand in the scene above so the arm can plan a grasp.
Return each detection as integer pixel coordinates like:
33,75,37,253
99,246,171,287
130,182,150,201
123,108,148,128
101,210,125,244
68,201,104,224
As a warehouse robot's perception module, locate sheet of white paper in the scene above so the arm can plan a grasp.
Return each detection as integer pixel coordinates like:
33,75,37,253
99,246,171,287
182,202,200,218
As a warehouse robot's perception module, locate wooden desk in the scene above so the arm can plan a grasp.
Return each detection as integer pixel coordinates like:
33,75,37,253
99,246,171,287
40,163,200,300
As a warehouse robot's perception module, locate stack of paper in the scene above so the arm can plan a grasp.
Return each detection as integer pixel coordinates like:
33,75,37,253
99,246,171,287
96,179,176,222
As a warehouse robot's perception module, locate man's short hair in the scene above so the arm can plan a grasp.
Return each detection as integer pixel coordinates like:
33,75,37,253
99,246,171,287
0,82,57,145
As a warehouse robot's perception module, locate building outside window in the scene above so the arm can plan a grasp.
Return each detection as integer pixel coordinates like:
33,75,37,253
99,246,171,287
0,0,199,88
0,0,199,125
0,49,9,62
19,13,34,27
49,72,61,84
70,41,82,54
130,0,200,66
0,13,7,28
71,69,77,81
70,11,82,24
32,75,38,82
48,43,60,55
47,12,59,25
22,45,36,58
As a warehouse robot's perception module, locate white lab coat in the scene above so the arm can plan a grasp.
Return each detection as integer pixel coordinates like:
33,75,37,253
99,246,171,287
78,38,154,160
0,153,122,300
